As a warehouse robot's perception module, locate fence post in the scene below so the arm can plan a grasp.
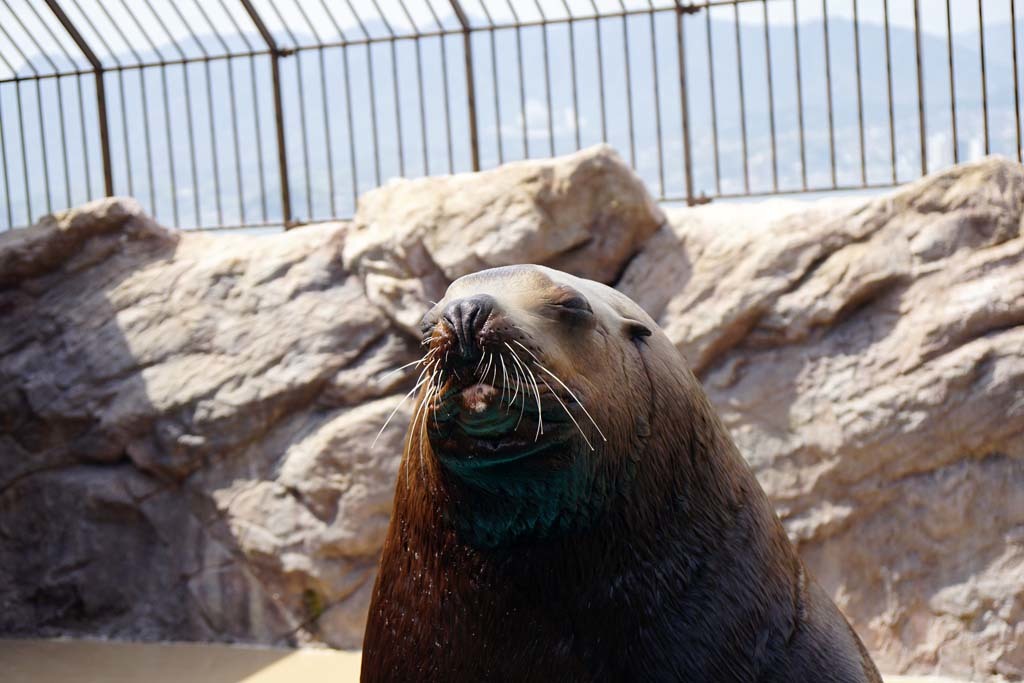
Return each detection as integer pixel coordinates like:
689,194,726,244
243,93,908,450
675,2,698,206
913,0,927,175
449,0,480,171
239,0,293,228
45,0,113,198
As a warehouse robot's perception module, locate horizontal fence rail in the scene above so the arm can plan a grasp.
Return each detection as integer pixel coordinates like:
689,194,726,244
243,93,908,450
0,0,1021,232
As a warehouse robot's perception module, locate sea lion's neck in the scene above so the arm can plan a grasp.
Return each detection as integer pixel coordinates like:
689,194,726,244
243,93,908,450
369,383,800,680
427,440,621,550
400,383,750,571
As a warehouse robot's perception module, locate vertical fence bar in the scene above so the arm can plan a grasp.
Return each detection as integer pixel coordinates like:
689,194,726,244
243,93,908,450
395,0,424,176
977,0,990,156
0,89,11,227
164,2,203,225
648,2,664,197
1012,0,1022,163
508,2,528,158
422,1,454,172
313,0,358,208
590,0,608,142
45,0,112,197
821,0,836,187
66,0,121,198
882,0,896,182
733,3,749,193
450,0,477,169
620,3,637,167
852,0,866,184
388,37,403,178
534,2,555,157
675,2,696,205
706,5,721,194
366,0,404,181
483,12,503,163
239,0,292,228
450,0,480,170
914,0,927,174
341,44,359,203
946,0,959,164
792,0,806,189
6,7,55,214
23,0,78,209
16,82,30,221
762,0,777,192
561,1,581,151
266,0,313,218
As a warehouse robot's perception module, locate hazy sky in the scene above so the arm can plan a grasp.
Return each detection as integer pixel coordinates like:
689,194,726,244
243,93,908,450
0,0,1010,75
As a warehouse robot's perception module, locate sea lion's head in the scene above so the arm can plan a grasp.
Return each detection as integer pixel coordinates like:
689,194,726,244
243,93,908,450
407,265,663,547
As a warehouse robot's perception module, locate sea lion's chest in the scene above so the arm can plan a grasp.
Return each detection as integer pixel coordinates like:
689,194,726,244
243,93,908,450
367,541,727,682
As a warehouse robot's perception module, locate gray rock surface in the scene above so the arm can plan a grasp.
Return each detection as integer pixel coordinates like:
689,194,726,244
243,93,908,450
0,147,1020,680
0,199,409,648
620,158,1024,680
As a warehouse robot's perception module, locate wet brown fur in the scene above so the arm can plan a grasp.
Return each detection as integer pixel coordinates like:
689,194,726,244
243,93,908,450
362,265,881,683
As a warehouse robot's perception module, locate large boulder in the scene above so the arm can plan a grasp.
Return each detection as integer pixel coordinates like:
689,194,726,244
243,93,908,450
0,198,411,648
1,148,1021,681
620,157,1024,680
343,144,664,334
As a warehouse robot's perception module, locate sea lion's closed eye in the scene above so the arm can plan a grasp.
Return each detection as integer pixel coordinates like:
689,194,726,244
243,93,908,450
623,319,651,339
552,295,591,312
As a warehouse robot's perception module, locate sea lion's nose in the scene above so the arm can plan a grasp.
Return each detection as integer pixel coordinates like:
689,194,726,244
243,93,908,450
442,294,495,358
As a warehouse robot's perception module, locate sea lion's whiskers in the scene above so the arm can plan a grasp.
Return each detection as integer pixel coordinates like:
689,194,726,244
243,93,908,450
489,353,500,388
373,360,437,449
505,351,527,428
510,339,542,363
525,367,545,438
538,375,594,451
481,352,495,384
428,366,445,432
506,356,521,408
512,360,528,429
534,363,606,442
522,352,607,443
499,355,510,409
381,349,436,382
416,382,437,485
420,329,440,347
403,366,438,489
410,365,442,479
505,342,543,439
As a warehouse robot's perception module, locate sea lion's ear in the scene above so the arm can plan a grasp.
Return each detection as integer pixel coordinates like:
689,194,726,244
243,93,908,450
622,318,652,339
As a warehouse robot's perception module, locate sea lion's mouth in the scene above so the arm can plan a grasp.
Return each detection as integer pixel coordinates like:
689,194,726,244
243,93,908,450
426,377,573,468
409,310,600,470
458,382,501,415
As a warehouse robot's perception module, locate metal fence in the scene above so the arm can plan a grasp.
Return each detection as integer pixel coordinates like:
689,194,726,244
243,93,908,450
0,1,1021,231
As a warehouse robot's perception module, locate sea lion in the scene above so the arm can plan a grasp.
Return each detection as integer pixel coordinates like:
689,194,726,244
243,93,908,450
362,264,881,682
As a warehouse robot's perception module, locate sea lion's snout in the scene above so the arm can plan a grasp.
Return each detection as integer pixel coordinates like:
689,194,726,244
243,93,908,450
441,294,497,360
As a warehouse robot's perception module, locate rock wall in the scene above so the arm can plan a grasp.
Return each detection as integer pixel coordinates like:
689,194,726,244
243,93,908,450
0,146,1020,680
619,159,1024,680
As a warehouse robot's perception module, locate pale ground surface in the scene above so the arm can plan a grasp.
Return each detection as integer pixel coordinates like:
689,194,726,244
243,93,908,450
0,639,966,683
